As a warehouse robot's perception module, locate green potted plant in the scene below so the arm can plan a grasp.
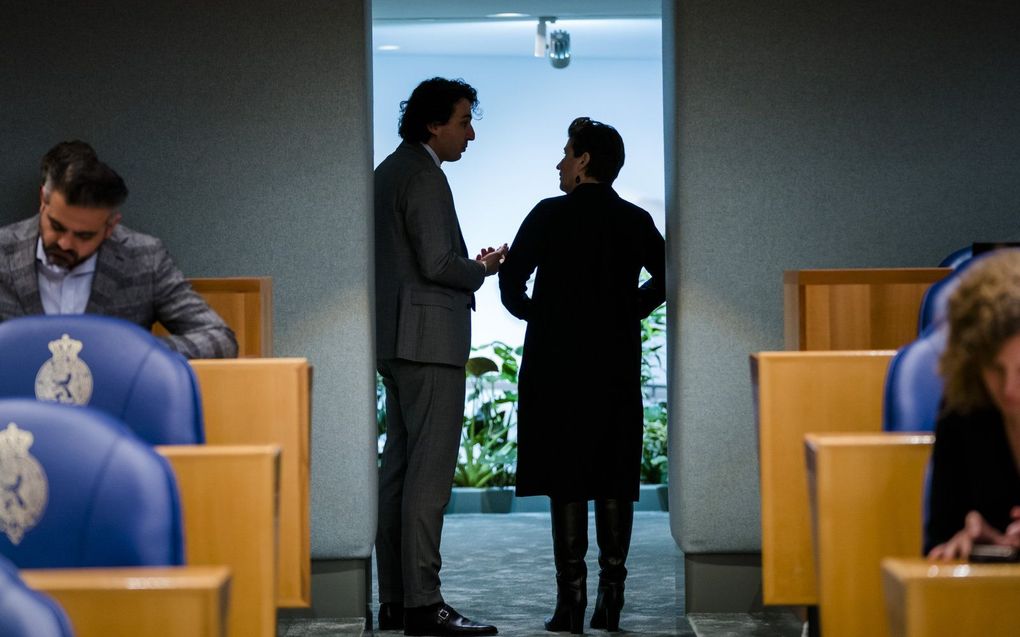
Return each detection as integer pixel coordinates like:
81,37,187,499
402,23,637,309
447,342,521,513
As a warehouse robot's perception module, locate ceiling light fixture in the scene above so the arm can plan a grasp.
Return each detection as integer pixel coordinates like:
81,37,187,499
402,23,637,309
535,17,552,57
548,29,570,69
487,12,529,19
536,17,570,69
377,44,400,51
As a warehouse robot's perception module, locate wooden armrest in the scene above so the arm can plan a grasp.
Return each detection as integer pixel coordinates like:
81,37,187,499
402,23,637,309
752,350,894,604
22,565,230,637
189,358,311,608
805,433,934,637
882,558,1020,636
157,445,280,637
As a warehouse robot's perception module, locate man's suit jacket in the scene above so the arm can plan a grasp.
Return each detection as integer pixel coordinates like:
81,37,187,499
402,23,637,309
374,142,485,367
0,216,238,359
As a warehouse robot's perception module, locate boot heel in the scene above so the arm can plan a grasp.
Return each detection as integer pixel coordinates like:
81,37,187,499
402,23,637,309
569,606,585,634
589,605,620,632
604,606,620,632
590,585,624,631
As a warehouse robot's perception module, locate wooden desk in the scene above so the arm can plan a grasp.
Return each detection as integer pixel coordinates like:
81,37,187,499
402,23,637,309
154,277,272,357
159,445,280,637
190,358,311,608
23,566,230,637
784,269,949,350
805,434,933,637
752,350,894,605
883,558,1020,637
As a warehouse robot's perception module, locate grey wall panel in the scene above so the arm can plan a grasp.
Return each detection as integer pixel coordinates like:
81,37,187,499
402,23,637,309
0,0,377,559
665,0,1020,553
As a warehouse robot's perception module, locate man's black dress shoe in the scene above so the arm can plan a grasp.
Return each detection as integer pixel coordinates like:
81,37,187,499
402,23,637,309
403,603,498,636
378,602,404,631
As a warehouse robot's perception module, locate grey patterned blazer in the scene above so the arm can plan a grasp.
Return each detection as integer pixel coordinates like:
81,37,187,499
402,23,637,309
0,216,238,359
374,142,485,366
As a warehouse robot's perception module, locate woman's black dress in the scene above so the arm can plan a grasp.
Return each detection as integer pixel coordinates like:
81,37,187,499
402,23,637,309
925,406,1020,553
499,183,666,501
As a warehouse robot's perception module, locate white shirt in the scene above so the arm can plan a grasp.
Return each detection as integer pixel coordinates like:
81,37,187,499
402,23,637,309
36,237,97,315
421,142,441,167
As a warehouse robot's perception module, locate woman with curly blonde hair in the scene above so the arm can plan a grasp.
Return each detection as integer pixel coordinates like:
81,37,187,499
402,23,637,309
927,249,1020,560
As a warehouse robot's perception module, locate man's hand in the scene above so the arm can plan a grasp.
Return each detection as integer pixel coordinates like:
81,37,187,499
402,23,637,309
928,510,1020,561
476,244,508,276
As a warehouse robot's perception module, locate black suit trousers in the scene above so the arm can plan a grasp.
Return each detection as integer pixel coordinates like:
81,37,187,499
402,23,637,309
376,358,466,607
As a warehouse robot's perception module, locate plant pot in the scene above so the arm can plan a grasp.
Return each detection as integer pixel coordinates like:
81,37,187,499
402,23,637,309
445,486,514,514
445,484,668,514
635,483,669,512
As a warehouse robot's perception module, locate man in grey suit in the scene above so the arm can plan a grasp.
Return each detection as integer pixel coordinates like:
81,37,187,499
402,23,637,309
375,78,505,636
0,141,237,359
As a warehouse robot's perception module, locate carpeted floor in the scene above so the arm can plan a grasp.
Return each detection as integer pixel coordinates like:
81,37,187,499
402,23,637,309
418,512,693,637
279,512,803,636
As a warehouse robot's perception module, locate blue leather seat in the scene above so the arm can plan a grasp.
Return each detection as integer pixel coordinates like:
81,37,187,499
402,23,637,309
937,245,973,269
917,273,957,335
883,324,947,432
0,556,74,637
0,315,203,444
0,398,185,568
917,254,982,335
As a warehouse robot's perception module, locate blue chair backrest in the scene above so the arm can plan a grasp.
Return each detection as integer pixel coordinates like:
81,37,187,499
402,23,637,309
917,254,984,335
0,315,203,444
0,398,185,568
883,324,947,432
937,245,973,269
0,555,74,636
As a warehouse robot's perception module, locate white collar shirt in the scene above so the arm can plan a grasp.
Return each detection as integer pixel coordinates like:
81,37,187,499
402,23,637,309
421,142,441,167
35,237,98,315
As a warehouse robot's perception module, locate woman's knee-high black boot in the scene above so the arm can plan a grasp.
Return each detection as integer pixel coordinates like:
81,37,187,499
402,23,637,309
590,498,633,632
545,499,588,634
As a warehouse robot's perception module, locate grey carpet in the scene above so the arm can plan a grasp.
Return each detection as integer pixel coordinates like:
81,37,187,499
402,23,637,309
280,512,802,636
375,512,693,636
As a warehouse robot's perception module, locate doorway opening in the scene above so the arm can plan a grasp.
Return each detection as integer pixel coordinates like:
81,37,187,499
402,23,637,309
371,1,667,494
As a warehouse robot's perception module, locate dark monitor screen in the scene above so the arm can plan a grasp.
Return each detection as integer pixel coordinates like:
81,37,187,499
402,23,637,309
972,242,1020,256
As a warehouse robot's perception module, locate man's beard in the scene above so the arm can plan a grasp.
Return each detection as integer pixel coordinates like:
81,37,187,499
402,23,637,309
44,244,79,269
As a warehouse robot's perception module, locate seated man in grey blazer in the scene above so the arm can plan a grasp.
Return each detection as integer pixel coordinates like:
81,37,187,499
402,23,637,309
0,141,237,359
375,78,505,636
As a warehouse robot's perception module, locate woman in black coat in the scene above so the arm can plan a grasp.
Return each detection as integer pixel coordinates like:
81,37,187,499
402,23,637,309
926,250,1020,561
499,117,665,633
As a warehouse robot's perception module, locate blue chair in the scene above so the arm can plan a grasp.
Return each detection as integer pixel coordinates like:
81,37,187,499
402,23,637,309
882,325,947,547
0,556,74,636
883,324,947,433
937,245,973,269
0,315,203,444
0,398,185,568
917,254,985,335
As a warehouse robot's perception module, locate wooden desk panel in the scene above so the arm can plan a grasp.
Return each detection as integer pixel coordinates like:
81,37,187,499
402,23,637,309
154,277,272,357
159,445,280,637
190,278,272,357
806,434,933,637
752,350,894,605
883,558,1020,637
190,358,311,608
784,269,949,350
23,566,230,637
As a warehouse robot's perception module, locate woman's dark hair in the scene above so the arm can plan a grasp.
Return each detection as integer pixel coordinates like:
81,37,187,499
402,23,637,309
398,78,479,144
567,117,625,184
40,140,127,208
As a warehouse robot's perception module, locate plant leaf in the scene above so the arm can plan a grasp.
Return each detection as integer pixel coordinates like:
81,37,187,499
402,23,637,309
466,357,499,377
